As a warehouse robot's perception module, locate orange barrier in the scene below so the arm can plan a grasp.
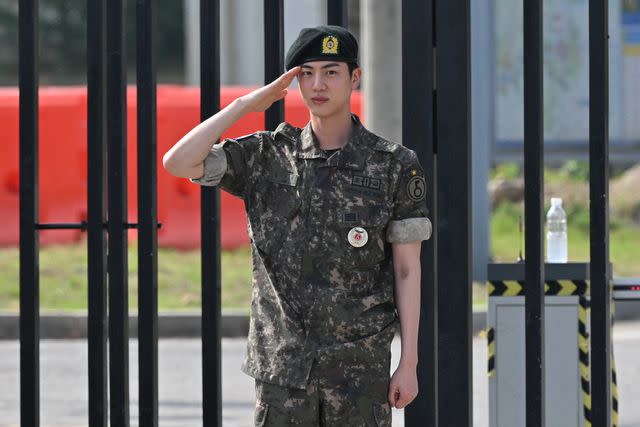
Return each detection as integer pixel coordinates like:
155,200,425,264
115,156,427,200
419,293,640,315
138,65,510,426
0,85,363,249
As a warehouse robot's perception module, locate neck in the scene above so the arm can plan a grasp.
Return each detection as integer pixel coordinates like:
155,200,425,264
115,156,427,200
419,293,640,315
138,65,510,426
309,108,353,150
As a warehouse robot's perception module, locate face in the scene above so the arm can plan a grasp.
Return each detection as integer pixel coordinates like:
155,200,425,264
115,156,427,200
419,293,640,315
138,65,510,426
297,61,361,118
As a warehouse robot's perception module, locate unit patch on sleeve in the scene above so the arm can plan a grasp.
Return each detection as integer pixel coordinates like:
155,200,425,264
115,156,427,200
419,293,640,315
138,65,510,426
406,175,426,202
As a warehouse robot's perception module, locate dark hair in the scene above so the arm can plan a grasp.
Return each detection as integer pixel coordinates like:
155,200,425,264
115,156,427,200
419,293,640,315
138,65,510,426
347,62,359,76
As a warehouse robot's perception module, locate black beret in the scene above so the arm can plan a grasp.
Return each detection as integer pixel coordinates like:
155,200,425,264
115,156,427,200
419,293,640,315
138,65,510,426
285,25,358,70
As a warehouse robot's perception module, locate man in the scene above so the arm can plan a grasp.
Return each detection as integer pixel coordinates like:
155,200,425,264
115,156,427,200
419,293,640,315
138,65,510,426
163,25,431,426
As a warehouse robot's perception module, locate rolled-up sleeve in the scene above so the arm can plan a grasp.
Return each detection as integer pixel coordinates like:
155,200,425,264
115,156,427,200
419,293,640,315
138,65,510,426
386,149,432,243
189,143,227,186
189,133,261,198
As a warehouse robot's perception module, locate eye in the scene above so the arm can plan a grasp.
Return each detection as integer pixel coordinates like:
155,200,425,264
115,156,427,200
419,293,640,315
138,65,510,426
327,70,337,76
301,70,312,76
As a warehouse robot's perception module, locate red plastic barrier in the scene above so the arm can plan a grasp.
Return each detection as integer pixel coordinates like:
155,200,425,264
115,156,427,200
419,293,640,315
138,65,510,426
0,85,363,249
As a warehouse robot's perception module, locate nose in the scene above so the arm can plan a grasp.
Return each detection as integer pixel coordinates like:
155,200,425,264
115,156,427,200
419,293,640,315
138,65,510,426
312,73,325,91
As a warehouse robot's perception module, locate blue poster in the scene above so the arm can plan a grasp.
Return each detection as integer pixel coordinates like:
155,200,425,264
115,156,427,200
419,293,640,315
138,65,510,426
623,0,640,53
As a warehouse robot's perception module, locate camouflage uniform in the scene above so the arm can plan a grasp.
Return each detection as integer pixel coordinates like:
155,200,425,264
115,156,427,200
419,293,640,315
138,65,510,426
192,113,431,426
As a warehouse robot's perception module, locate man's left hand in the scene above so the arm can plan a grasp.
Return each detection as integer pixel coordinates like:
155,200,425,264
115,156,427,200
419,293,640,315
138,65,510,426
388,363,418,409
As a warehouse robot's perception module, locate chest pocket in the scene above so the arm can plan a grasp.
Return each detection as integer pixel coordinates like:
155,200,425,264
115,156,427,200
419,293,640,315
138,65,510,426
249,169,301,255
331,203,391,268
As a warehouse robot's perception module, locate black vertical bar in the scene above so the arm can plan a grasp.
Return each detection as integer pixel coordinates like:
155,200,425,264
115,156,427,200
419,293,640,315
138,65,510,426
402,0,437,425
264,0,284,130
137,0,158,426
327,0,347,27
19,0,40,425
107,0,129,425
523,0,545,426
87,0,108,425
435,0,472,426
589,0,611,425
200,1,222,426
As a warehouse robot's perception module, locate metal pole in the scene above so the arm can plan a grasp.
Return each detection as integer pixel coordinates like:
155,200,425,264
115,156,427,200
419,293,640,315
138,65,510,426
471,0,494,282
200,0,222,426
401,0,437,425
589,0,611,425
523,0,545,425
435,0,472,425
137,0,159,425
327,0,347,27
264,0,284,131
362,0,403,143
19,0,40,425
107,0,130,424
86,0,108,425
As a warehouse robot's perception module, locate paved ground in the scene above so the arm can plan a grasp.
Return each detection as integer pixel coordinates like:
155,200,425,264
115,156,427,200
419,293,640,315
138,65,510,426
1,322,639,426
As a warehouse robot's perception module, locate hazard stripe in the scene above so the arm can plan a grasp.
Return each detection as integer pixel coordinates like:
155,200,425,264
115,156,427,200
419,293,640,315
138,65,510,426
579,295,591,427
612,300,619,427
487,327,495,378
579,292,618,427
488,280,524,297
487,279,588,296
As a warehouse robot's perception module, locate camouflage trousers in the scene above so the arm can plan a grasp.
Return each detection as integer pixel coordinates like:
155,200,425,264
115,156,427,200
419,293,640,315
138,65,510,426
253,352,392,426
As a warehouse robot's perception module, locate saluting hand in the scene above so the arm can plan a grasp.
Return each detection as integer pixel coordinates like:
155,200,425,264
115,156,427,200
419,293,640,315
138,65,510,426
240,66,301,113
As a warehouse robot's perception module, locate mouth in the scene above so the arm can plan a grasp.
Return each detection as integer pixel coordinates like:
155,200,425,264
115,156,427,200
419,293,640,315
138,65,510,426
311,96,329,104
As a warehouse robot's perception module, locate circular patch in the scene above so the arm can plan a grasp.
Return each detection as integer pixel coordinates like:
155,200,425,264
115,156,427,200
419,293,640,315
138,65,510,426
406,175,426,202
347,227,368,248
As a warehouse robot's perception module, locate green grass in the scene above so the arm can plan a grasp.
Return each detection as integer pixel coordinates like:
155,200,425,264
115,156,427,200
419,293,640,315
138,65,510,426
491,201,640,276
0,242,252,312
1,196,639,311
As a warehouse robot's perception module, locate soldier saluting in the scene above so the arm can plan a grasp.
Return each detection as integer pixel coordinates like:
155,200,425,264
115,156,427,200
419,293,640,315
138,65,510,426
163,25,431,426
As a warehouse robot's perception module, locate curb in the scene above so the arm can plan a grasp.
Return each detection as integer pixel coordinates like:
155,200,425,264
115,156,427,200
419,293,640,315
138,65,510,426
2,305,637,340
0,309,250,340
0,311,487,340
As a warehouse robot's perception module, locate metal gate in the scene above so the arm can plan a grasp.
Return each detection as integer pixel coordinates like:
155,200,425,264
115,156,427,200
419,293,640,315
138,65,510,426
17,0,612,426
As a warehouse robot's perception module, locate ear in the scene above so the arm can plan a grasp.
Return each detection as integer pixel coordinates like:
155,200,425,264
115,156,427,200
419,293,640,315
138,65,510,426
351,68,362,90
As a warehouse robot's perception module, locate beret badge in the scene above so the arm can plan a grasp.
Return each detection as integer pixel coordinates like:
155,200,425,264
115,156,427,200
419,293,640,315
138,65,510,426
322,35,339,54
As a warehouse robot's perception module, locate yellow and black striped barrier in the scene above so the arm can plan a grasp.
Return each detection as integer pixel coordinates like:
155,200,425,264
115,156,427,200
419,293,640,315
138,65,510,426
579,296,592,427
488,279,589,297
488,279,617,427
487,327,495,378
612,297,619,427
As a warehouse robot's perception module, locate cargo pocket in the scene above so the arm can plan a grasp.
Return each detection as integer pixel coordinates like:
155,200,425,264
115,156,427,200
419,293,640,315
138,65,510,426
342,264,380,297
250,170,301,255
373,402,392,427
333,204,391,268
254,401,269,426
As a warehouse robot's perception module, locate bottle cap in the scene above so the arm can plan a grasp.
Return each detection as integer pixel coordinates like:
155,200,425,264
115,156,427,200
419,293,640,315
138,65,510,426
551,197,562,207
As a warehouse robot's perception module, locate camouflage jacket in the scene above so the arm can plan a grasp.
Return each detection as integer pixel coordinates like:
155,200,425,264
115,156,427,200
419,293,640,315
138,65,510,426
192,113,431,389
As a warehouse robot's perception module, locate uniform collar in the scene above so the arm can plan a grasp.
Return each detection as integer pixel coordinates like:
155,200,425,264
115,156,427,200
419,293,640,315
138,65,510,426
296,113,366,170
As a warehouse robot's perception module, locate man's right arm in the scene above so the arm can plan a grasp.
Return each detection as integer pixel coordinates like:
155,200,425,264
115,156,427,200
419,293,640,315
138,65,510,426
162,66,300,180
162,98,251,180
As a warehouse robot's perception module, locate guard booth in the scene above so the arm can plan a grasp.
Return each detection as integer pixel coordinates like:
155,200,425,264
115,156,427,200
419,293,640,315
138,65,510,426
487,262,620,427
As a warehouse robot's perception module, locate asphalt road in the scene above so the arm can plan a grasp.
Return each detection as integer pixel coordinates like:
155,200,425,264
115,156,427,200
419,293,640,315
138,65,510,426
1,321,639,426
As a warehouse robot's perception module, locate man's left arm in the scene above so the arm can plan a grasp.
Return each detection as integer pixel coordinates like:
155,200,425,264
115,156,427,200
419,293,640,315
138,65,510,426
385,148,431,409
388,241,421,409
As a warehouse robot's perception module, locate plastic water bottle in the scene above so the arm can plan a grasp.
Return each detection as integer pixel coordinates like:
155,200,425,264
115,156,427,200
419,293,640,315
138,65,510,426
546,197,568,263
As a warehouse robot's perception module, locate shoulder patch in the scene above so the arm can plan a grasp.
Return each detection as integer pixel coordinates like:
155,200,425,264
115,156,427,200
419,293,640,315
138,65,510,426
406,174,426,202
